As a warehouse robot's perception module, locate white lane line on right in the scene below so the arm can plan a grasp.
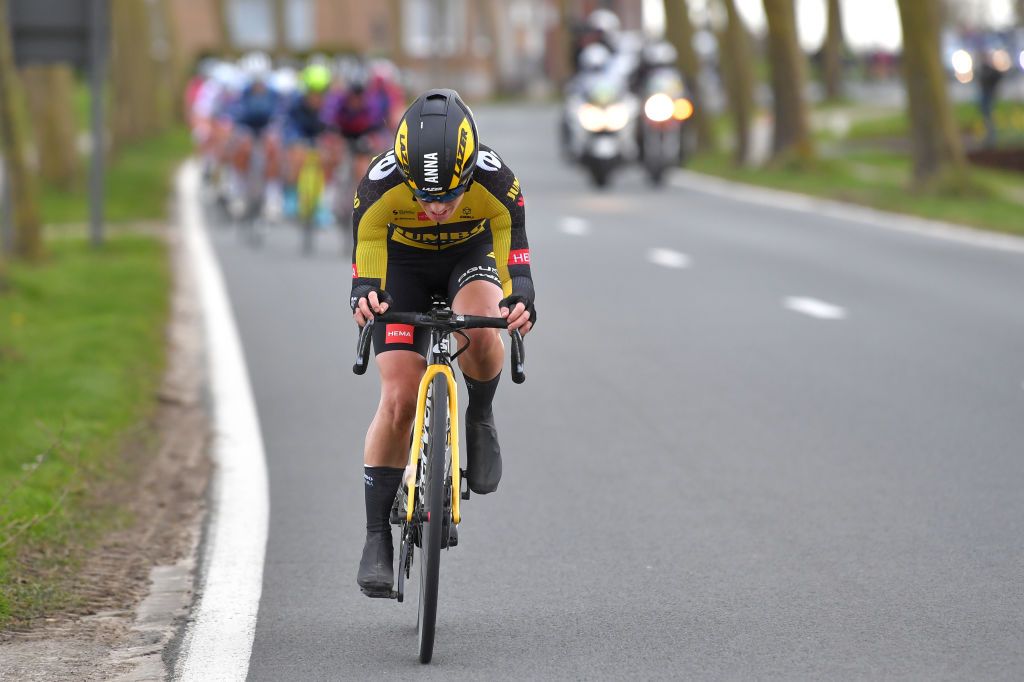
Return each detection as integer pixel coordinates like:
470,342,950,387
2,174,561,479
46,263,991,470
559,216,590,236
176,161,269,682
648,247,691,269
785,296,847,320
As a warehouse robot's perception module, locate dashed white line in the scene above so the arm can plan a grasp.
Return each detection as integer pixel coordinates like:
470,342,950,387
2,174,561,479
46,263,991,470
647,248,691,269
559,216,590,236
176,161,269,681
784,296,847,320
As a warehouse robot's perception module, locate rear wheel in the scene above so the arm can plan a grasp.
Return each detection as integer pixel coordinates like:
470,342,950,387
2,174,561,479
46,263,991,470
417,375,448,663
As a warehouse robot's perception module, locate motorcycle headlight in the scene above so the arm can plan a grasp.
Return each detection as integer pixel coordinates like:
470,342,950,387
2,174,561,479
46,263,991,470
673,98,694,121
644,93,675,123
578,103,607,132
604,103,631,131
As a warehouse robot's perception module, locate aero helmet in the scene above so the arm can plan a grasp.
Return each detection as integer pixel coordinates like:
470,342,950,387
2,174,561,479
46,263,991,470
394,89,478,197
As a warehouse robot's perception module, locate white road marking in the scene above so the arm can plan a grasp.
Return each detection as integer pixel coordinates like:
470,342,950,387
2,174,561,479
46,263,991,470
648,247,691,269
784,296,847,320
176,162,269,682
670,171,1024,255
559,216,590,236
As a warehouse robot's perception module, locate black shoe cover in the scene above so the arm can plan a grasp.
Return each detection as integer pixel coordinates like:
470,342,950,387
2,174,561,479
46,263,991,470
466,414,502,494
357,530,394,595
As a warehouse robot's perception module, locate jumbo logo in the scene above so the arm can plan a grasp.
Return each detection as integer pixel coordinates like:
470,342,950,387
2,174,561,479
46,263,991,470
450,119,475,189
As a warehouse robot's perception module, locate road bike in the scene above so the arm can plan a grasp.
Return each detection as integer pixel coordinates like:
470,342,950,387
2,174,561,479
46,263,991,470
353,297,526,663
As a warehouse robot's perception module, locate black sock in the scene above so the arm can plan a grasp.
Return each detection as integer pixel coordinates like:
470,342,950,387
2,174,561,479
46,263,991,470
364,466,404,534
464,372,500,421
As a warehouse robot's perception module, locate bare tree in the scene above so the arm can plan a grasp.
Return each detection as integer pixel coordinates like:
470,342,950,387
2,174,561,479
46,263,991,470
763,0,815,163
820,0,845,101
111,0,164,150
896,0,965,187
662,0,715,152
271,0,288,59
0,0,44,262
20,64,80,190
718,0,756,164
214,0,235,53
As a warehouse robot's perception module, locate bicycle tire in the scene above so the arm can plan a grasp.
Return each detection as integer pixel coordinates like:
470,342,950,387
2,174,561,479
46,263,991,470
417,374,448,664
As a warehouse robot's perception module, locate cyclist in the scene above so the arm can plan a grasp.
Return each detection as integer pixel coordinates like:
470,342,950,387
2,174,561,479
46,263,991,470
281,63,335,216
227,52,282,210
350,89,536,594
322,61,393,187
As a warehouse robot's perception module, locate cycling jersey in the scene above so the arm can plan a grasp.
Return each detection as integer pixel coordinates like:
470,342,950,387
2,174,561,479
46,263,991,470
282,93,327,144
351,144,534,355
231,84,280,134
323,87,391,139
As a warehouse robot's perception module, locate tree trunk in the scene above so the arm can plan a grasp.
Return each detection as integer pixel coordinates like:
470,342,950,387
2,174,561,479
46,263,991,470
111,0,162,150
271,0,288,58
821,0,844,101
215,0,234,52
762,0,815,163
20,64,80,190
389,0,406,67
0,0,44,262
896,0,965,187
719,0,755,165
662,0,715,153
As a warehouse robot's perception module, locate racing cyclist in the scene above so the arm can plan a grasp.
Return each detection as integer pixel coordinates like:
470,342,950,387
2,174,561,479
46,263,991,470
228,53,282,210
351,89,536,595
281,63,335,216
322,62,393,188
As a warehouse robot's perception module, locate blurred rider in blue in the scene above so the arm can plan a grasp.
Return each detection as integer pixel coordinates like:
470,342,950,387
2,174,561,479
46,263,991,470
229,52,282,206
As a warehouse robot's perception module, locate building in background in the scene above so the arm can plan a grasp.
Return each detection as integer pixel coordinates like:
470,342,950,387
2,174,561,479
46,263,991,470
170,0,650,98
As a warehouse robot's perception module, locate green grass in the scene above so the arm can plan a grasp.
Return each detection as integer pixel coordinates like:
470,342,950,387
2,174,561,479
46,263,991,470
689,150,1024,237
0,237,169,627
846,101,1024,144
39,126,192,225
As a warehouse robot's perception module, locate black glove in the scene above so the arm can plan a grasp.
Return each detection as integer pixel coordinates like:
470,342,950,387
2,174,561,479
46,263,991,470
498,294,536,327
350,285,394,313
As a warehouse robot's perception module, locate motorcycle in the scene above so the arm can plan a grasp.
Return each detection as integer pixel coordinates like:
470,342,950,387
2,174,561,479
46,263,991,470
637,68,694,186
562,74,639,188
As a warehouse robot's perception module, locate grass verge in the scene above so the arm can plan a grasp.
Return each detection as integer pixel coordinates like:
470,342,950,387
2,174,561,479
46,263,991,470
689,148,1024,238
39,126,192,226
0,236,169,628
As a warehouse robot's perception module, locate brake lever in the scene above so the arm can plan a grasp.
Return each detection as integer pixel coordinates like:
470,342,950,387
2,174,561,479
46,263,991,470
510,329,526,384
353,318,375,375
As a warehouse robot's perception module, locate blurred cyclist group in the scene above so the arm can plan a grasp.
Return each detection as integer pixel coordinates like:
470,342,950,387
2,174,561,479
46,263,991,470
184,51,405,226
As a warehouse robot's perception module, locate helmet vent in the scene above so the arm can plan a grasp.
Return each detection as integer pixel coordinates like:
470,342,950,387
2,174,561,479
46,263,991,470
422,94,449,116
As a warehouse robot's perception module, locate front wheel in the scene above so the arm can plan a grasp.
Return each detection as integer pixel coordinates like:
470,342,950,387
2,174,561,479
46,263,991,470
417,375,448,664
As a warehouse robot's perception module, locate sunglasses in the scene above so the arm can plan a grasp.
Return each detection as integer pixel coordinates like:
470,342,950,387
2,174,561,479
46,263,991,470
409,183,468,203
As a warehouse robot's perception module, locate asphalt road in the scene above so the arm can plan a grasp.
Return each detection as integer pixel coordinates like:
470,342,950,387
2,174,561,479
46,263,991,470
202,104,1024,680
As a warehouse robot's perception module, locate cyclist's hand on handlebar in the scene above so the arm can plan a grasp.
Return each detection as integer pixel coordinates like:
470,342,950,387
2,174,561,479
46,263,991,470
499,295,535,335
352,288,392,327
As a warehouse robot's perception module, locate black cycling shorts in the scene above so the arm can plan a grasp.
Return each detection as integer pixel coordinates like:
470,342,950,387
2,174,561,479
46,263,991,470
373,230,502,356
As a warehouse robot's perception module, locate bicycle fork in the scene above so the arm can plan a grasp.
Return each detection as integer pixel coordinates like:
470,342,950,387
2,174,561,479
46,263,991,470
407,364,462,525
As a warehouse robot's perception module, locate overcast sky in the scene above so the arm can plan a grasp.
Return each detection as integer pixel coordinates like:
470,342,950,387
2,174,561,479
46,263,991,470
643,0,1019,52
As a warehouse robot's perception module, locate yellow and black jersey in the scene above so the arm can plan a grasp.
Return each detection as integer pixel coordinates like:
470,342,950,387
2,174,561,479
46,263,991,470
350,143,533,305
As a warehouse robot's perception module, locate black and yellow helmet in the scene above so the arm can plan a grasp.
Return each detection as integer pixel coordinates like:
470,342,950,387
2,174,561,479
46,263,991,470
394,89,478,198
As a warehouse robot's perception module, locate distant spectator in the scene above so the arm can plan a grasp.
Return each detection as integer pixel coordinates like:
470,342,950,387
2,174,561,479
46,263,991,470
977,49,1010,148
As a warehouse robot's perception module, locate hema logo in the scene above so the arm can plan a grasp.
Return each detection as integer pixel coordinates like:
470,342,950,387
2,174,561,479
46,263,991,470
385,324,414,344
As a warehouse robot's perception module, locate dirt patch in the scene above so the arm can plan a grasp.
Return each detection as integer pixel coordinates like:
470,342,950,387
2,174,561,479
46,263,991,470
0,222,210,681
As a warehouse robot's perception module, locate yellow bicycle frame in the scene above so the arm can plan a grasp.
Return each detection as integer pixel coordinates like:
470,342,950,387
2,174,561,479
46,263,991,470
406,364,462,525
297,148,324,220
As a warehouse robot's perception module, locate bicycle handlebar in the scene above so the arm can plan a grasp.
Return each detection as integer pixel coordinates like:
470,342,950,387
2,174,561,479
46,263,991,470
353,311,526,384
